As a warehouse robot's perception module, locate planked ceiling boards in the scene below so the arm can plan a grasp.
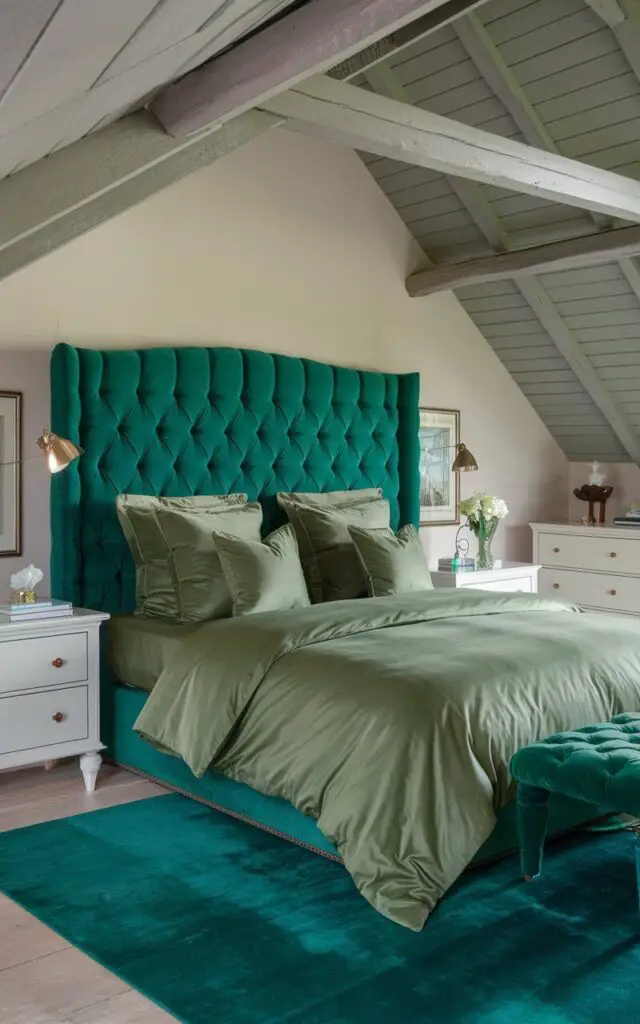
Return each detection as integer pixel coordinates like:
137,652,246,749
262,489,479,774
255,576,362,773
347,0,640,463
0,0,300,177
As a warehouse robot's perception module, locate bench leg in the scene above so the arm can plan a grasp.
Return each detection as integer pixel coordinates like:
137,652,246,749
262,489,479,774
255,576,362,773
517,783,550,882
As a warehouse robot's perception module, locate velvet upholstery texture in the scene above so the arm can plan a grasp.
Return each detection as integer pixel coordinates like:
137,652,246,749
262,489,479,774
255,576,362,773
2,794,640,1024
50,344,420,613
215,524,311,615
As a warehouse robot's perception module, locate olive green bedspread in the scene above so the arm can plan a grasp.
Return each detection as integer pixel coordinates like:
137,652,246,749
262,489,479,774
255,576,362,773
134,591,640,930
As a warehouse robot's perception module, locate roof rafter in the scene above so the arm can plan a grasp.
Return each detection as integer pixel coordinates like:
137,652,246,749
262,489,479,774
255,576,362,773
517,277,640,464
406,223,640,295
363,61,509,252
585,0,640,78
263,75,640,221
453,10,610,233
152,0,490,137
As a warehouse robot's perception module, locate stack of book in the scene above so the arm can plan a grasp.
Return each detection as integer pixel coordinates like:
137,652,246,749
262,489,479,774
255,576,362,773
613,513,640,527
437,557,476,572
0,597,73,622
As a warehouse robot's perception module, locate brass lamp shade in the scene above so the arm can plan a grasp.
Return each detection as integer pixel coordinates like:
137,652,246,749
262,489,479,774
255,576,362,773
36,429,83,474
451,443,478,473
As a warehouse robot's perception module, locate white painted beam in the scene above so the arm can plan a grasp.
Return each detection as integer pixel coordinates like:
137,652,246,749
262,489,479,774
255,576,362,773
151,0,485,136
517,278,640,464
0,108,279,282
454,11,609,231
406,224,640,296
584,0,626,28
264,75,640,222
364,62,509,251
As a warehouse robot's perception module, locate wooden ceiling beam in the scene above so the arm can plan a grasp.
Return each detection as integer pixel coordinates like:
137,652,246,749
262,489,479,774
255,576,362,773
151,0,489,136
0,108,279,283
406,224,640,296
263,75,640,222
363,62,510,252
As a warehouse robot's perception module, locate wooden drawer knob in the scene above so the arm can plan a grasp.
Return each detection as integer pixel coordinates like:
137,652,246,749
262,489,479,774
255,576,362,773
608,552,617,558
552,583,560,589
52,657,64,668
608,589,617,596
52,711,64,723
552,547,560,553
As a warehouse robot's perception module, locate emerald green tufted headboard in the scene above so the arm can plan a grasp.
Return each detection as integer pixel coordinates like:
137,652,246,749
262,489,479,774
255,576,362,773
50,343,419,612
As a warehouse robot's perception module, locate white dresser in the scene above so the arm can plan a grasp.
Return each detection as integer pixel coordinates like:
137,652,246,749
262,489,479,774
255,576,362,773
431,561,539,593
531,522,640,617
0,608,109,790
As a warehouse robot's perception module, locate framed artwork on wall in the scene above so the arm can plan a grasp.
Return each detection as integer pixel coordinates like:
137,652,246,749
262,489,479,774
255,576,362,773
0,392,22,556
418,407,460,526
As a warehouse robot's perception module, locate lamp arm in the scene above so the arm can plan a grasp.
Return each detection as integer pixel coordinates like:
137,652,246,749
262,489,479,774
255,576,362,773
426,442,466,454
0,454,46,468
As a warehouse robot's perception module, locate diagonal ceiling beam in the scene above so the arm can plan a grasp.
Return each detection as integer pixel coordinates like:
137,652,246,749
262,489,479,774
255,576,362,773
152,0,490,136
364,62,509,251
263,75,640,221
517,277,640,464
406,223,640,295
0,108,280,283
453,10,609,232
585,0,640,78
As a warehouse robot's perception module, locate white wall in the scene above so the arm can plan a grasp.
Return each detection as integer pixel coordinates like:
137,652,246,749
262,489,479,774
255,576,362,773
0,127,569,584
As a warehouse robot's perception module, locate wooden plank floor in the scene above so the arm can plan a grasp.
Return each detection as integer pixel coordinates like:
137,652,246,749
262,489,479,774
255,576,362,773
0,761,176,1022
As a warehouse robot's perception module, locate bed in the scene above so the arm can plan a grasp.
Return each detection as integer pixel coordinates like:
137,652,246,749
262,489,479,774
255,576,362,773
50,342,640,929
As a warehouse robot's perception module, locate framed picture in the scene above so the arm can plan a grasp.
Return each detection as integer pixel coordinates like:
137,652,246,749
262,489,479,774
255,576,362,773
418,407,460,526
0,392,21,556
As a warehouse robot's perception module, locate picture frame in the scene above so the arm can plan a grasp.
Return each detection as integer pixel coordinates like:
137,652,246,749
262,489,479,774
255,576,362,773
418,407,460,526
0,392,22,556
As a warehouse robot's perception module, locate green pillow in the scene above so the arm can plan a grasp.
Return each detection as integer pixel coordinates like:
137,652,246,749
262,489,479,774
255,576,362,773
214,525,311,616
155,503,263,623
348,524,433,597
280,496,390,602
116,494,250,620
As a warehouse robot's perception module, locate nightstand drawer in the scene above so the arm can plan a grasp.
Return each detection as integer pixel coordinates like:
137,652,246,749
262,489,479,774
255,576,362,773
0,685,89,754
0,631,88,694
465,577,533,594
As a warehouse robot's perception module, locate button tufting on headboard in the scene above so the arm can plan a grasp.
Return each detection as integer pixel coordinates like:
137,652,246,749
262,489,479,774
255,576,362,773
50,344,419,613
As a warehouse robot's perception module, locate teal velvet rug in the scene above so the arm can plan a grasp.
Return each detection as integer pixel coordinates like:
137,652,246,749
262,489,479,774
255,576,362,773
1,794,639,1024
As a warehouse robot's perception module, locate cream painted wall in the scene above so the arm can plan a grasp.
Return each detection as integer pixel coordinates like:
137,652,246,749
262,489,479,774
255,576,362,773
0,127,568,582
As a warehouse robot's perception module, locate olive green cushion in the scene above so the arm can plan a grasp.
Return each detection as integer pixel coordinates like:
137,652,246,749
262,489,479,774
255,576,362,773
155,503,263,623
348,524,433,597
278,492,390,602
116,494,250,620
214,525,311,616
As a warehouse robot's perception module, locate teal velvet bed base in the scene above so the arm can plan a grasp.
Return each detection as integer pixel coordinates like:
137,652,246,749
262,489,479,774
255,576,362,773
106,680,609,867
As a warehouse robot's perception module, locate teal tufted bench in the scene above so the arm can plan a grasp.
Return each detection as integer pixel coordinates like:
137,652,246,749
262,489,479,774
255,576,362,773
510,713,640,898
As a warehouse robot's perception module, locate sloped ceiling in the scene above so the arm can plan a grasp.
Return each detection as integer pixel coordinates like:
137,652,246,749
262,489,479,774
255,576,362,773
357,0,640,462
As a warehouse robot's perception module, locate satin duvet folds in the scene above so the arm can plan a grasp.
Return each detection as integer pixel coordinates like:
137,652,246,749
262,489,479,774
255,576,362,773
135,591,640,930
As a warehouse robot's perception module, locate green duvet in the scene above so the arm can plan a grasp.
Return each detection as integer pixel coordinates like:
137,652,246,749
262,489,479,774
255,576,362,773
135,590,640,930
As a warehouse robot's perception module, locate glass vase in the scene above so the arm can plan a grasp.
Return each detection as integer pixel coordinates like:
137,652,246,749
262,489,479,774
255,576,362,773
472,516,498,570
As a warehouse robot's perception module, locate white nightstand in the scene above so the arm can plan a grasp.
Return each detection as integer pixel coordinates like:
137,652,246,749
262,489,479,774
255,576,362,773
0,608,109,792
431,561,540,594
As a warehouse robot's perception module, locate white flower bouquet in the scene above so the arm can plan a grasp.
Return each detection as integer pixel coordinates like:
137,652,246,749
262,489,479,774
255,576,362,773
459,493,508,569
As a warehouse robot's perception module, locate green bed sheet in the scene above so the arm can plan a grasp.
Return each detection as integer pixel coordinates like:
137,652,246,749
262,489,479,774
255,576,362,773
135,590,640,930
108,615,205,692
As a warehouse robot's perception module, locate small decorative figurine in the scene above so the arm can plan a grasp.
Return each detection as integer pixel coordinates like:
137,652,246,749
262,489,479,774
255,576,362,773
10,564,44,604
588,461,607,487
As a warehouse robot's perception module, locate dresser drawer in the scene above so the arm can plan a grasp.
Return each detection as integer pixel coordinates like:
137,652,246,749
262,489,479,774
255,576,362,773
0,685,88,755
539,567,640,614
538,531,640,575
464,577,533,594
0,631,88,694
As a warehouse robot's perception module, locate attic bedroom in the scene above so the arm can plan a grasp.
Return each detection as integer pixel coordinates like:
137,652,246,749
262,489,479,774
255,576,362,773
2,1,640,1021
